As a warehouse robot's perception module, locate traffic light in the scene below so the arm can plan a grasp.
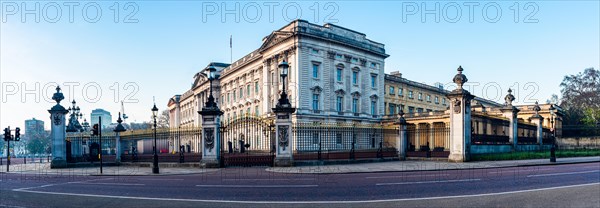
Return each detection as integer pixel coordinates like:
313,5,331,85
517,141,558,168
14,127,20,141
3,127,10,141
92,124,99,136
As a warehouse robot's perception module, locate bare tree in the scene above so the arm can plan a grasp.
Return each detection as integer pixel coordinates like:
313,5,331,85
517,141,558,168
158,110,170,128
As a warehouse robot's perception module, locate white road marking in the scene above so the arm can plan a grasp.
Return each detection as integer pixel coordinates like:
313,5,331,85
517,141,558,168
527,170,600,177
376,179,481,186
136,178,184,181
68,182,145,186
11,182,600,203
366,174,450,179
221,178,315,181
196,184,318,188
488,168,554,174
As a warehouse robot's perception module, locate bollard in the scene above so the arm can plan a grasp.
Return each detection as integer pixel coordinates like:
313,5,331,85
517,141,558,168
0,157,3,166
24,156,26,164
550,145,556,162
47,155,50,163
40,157,42,163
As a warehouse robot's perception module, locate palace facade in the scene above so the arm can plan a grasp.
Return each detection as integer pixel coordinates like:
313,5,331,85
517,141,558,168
167,20,562,135
169,20,390,127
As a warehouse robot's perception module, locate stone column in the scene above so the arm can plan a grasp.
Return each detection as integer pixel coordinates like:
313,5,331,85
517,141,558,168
273,108,295,167
414,124,420,150
199,111,222,168
397,110,408,160
500,89,520,149
115,132,121,163
447,66,475,162
429,123,435,150
113,112,126,164
48,86,69,168
530,101,544,146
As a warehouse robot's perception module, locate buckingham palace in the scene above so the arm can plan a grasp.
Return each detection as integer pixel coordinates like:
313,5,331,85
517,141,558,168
168,19,390,127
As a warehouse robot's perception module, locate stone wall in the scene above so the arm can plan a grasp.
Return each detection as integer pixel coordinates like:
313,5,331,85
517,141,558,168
471,145,512,154
556,136,600,149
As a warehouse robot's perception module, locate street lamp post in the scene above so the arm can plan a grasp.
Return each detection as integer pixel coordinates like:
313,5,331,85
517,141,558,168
198,65,224,168
549,105,557,162
152,103,159,174
271,60,296,167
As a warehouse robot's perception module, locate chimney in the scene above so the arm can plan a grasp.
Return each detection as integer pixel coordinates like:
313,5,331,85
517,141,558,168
390,71,402,78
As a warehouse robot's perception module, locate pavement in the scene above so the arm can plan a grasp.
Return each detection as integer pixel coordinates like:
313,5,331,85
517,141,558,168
266,156,600,174
0,156,598,176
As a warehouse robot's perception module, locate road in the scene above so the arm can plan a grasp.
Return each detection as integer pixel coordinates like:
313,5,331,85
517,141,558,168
0,162,599,207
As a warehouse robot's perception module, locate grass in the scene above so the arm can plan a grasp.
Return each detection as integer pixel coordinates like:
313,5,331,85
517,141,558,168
471,149,600,161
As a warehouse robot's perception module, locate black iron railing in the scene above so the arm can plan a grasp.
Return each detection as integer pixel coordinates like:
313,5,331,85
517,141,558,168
293,122,397,161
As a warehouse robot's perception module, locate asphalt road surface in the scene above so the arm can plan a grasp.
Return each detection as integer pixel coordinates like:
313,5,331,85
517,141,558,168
1,162,599,208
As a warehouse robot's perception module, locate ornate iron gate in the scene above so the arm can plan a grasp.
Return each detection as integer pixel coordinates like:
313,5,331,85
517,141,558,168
219,116,275,167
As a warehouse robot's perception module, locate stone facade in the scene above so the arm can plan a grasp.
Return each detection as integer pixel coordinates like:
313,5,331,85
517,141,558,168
168,20,389,125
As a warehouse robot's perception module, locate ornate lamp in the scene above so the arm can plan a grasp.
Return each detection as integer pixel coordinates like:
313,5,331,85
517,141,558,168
276,60,292,109
151,103,159,174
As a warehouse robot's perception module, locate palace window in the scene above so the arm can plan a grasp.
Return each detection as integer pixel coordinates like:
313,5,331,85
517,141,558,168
233,90,236,102
255,106,259,116
336,54,343,59
371,74,377,88
426,95,431,102
398,87,403,96
351,58,358,63
417,108,424,113
442,98,447,105
311,48,319,54
408,106,414,113
352,98,359,114
247,85,251,96
336,67,343,82
389,103,396,115
435,96,439,104
371,100,377,115
336,96,343,112
418,93,423,101
312,94,320,111
389,86,395,95
227,93,231,103
312,63,319,78
255,82,259,94
408,90,413,99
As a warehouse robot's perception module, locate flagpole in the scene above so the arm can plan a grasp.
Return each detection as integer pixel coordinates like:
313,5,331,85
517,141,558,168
230,35,233,64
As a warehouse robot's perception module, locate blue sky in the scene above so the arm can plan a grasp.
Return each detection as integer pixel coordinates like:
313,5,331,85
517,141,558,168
1,1,598,132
